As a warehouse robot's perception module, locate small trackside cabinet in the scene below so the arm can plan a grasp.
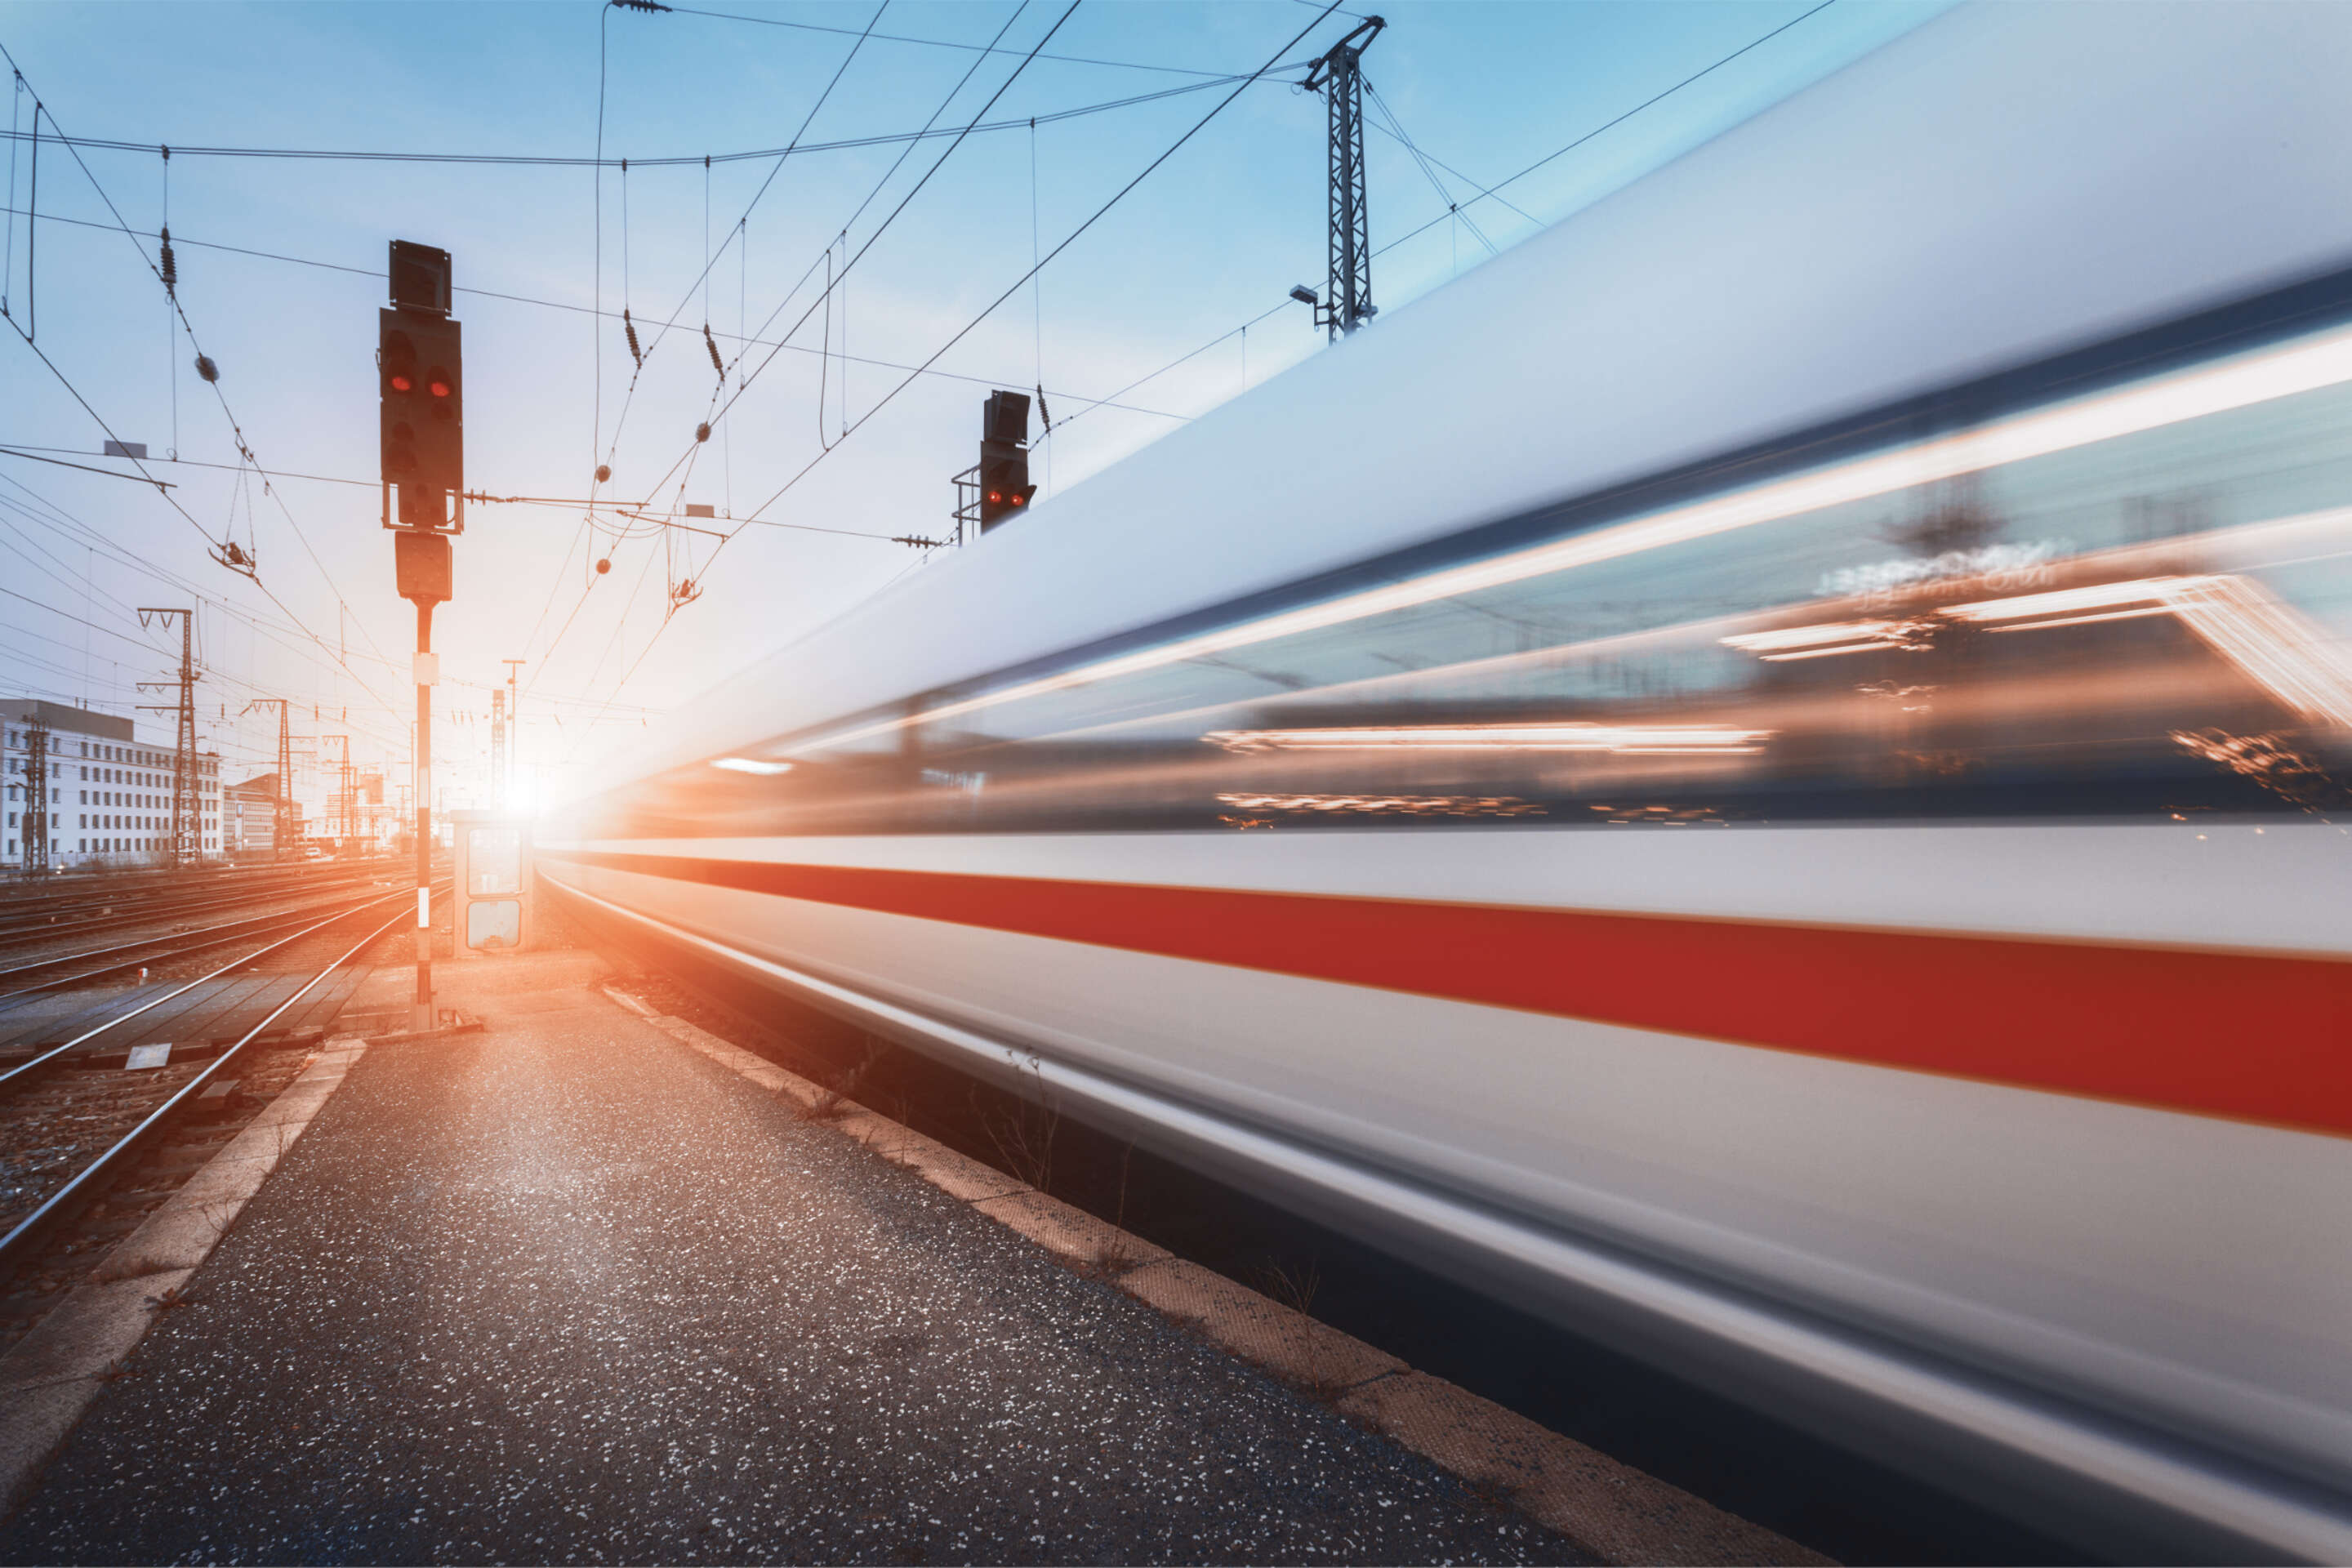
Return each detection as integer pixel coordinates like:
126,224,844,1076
451,809,532,952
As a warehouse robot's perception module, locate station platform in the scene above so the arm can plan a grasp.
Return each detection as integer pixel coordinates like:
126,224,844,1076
0,948,1809,1565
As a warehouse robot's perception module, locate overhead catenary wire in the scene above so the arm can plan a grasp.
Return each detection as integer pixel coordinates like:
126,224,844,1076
650,6,1278,82
1366,80,1496,259
556,0,898,695
594,0,888,488
557,0,1094,706
1379,0,1838,259
589,1,1349,711
0,39,416,741
0,205,1192,422
1049,0,1841,451
626,0,1082,520
0,74,1266,171
524,0,1055,667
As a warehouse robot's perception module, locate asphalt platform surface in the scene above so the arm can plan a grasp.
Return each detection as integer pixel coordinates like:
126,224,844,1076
0,971,1575,1565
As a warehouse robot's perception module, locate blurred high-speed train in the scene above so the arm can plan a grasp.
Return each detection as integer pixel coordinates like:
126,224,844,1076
544,4,2352,1557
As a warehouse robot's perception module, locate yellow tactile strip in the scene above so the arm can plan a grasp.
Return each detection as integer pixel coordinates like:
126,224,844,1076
606,986,1829,1566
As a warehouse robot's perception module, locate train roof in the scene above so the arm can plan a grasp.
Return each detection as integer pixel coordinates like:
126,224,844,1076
579,0,2352,801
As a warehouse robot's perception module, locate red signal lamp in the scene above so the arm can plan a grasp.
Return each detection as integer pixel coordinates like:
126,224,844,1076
430,380,451,398
390,374,413,393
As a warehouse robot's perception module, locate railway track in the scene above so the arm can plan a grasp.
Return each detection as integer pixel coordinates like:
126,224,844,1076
0,860,408,956
0,888,438,1288
0,875,437,1007
0,857,398,915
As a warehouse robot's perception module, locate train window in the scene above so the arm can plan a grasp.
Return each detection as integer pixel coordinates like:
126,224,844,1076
598,311,2352,838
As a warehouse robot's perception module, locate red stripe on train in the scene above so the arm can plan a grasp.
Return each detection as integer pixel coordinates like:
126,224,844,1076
548,849,2352,1138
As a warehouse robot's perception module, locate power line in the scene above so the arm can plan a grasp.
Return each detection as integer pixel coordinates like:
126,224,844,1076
593,2,1349,710
522,0,1074,676
780,0,1347,472
0,74,1264,169
0,205,1192,421
1056,1,1841,445
0,39,412,732
555,0,1096,705
664,5,1288,81
1379,0,1839,258
595,0,889,485
1366,81,1496,258
0,471,412,738
627,2,1090,521
0,445,176,489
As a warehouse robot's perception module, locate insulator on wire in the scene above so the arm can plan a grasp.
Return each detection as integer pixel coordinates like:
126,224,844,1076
623,307,643,368
703,324,724,380
194,354,219,383
595,464,612,484
695,422,711,444
159,227,177,296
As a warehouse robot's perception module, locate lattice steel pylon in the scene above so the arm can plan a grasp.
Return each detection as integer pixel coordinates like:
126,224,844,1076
1303,16,1386,342
243,697,296,860
22,714,51,875
136,607,200,869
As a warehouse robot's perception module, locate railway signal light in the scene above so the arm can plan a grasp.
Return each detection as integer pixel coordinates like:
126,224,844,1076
377,238,465,1035
978,390,1035,532
380,241,463,535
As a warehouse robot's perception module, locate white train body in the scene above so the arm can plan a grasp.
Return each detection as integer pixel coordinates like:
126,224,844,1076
546,6,2352,1556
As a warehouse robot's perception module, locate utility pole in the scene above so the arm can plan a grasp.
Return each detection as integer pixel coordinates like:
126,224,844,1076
133,607,199,870
243,697,295,860
381,238,464,1033
489,688,506,808
1302,16,1386,341
322,733,350,843
501,659,523,801
22,713,50,875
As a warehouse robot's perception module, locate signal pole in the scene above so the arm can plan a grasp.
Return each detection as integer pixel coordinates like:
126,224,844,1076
1302,16,1385,341
380,238,464,1032
133,607,199,869
490,688,506,808
501,659,523,800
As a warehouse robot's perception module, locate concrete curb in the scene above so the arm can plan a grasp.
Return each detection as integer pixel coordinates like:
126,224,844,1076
0,1038,368,1521
607,986,1830,1566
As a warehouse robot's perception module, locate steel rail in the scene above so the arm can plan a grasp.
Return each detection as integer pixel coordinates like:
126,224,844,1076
0,866,398,953
0,858,399,913
0,856,403,920
0,877,419,1001
0,893,434,1276
0,882,438,1096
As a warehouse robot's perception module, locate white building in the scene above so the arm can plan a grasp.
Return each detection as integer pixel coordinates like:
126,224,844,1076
2,700,225,868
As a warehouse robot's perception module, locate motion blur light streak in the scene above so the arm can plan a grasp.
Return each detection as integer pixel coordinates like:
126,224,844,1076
1204,723,1773,754
1717,619,1903,654
1951,575,2352,728
710,756,795,775
793,320,2352,760
548,9,2352,1555
1214,791,1546,816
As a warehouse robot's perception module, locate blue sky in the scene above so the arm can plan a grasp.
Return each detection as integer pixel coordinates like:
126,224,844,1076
0,0,1946,802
